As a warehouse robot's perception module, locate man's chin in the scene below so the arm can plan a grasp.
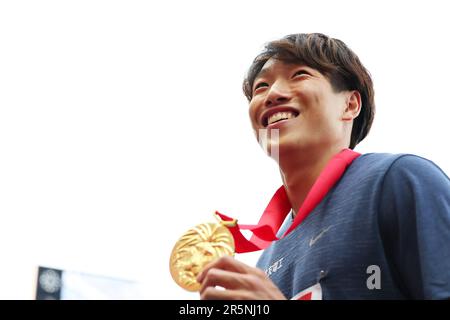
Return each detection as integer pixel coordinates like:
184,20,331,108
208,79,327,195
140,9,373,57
264,138,298,163
256,130,305,160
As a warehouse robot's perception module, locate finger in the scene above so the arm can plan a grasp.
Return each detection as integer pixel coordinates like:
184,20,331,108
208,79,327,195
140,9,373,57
197,256,256,282
199,268,254,295
200,287,253,300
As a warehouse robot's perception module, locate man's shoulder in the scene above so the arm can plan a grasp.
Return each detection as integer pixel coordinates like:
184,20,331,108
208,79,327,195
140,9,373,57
353,152,446,174
358,152,449,179
342,152,449,194
355,152,409,167
347,152,406,178
351,152,450,196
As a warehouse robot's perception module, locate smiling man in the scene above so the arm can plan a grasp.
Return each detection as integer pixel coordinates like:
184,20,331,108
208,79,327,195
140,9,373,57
197,33,450,300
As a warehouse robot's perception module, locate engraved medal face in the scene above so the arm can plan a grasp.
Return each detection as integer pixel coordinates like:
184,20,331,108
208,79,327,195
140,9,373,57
169,222,235,291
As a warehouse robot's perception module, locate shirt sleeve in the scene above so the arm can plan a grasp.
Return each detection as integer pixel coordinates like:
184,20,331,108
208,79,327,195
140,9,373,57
378,154,450,299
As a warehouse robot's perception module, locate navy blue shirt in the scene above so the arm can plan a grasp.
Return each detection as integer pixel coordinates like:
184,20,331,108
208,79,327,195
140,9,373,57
256,153,450,299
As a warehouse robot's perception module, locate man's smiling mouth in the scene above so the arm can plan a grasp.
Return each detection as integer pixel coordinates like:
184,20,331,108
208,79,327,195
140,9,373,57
263,110,299,127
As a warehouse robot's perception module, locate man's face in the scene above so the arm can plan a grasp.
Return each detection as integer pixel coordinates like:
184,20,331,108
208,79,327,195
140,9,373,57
248,58,353,159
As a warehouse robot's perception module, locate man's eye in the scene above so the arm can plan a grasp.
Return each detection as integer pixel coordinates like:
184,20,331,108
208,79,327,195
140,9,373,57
254,82,268,91
293,70,309,77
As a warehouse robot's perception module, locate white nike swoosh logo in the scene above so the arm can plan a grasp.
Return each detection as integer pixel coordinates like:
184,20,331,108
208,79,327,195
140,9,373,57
309,226,332,247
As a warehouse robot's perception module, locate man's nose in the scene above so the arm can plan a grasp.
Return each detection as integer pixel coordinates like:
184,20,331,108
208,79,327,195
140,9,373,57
264,82,291,107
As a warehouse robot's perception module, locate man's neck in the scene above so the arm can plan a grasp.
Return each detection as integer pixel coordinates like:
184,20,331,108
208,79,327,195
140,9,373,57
279,145,347,217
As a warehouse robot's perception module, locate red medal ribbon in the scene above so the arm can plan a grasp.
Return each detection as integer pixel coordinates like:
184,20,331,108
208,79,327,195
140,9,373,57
216,149,361,253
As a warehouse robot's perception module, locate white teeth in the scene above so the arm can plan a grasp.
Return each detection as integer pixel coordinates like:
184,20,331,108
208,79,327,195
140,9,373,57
267,111,297,126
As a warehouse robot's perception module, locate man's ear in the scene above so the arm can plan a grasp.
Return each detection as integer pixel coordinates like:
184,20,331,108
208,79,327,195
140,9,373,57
342,90,362,121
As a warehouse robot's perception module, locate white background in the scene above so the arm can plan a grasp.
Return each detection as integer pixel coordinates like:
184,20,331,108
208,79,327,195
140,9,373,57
0,0,449,299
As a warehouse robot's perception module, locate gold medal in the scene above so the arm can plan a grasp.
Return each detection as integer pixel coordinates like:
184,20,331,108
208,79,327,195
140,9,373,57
169,215,236,291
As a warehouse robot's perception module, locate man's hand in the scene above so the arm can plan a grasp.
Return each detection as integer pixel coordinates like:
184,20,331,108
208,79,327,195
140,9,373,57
196,256,287,300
